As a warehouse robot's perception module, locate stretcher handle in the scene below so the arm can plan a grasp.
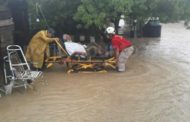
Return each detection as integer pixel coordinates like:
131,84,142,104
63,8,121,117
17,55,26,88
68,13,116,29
7,45,22,50
54,39,69,56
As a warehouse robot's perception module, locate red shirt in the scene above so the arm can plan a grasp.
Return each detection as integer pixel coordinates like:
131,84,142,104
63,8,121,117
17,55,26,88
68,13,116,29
111,35,132,52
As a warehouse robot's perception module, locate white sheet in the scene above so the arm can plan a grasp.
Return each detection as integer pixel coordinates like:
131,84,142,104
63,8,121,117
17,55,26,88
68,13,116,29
64,42,87,56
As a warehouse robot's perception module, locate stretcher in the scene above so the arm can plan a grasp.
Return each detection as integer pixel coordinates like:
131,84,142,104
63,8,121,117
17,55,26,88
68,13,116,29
45,40,116,73
3,45,45,94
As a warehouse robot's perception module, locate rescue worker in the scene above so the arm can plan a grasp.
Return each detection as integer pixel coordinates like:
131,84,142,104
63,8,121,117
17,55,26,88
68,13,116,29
26,28,59,69
106,26,134,72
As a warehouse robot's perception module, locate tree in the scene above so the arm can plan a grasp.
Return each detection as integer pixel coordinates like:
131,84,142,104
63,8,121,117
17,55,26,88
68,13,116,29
27,0,81,34
27,0,190,34
182,0,190,22
74,0,133,32
154,0,185,22
130,0,185,22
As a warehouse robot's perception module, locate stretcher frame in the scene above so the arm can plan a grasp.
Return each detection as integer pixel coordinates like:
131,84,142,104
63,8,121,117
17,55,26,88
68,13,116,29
45,40,116,73
3,45,46,94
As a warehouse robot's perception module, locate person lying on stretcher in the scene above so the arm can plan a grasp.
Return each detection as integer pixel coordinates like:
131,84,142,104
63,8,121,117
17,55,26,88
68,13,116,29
62,34,87,59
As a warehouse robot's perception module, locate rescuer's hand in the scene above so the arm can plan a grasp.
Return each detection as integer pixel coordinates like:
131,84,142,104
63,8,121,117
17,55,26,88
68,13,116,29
54,38,60,42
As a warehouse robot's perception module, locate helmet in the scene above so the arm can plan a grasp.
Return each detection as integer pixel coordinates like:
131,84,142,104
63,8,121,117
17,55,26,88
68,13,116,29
106,27,115,34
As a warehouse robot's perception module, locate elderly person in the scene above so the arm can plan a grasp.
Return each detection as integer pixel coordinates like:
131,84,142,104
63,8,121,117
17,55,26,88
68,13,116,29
62,34,87,57
26,28,59,69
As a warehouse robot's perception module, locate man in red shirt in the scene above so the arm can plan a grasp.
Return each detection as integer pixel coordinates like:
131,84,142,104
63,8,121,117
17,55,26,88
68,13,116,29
106,27,134,72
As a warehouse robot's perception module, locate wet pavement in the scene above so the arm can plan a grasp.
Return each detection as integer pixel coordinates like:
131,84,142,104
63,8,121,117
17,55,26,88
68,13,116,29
0,22,190,122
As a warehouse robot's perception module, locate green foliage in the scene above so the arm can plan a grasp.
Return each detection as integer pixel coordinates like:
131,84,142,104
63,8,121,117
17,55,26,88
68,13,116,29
27,0,81,31
27,0,190,33
129,0,190,23
74,0,133,29
154,0,184,22
182,0,190,21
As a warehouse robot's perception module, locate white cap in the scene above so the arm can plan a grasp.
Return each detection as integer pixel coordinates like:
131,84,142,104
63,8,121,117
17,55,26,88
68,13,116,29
120,15,125,18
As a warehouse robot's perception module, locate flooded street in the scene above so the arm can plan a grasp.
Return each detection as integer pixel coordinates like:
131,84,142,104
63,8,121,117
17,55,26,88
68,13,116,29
0,22,190,122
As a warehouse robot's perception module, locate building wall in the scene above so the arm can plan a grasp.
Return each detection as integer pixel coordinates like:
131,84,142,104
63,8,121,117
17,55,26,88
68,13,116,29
8,0,29,47
0,6,14,84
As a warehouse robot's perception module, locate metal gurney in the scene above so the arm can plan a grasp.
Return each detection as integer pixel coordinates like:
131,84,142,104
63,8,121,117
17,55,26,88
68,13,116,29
45,40,116,73
3,45,45,94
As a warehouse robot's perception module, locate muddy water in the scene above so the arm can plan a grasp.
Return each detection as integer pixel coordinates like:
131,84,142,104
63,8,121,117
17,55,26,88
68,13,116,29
0,22,190,122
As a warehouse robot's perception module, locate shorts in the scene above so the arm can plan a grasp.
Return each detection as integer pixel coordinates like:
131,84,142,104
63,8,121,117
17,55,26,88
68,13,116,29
118,46,134,72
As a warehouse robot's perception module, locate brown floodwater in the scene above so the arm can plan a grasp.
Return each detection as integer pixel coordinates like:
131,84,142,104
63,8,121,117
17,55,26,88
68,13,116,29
0,22,190,122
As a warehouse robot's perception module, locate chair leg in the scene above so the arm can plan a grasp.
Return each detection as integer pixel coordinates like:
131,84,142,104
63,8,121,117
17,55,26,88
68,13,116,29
4,81,14,95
